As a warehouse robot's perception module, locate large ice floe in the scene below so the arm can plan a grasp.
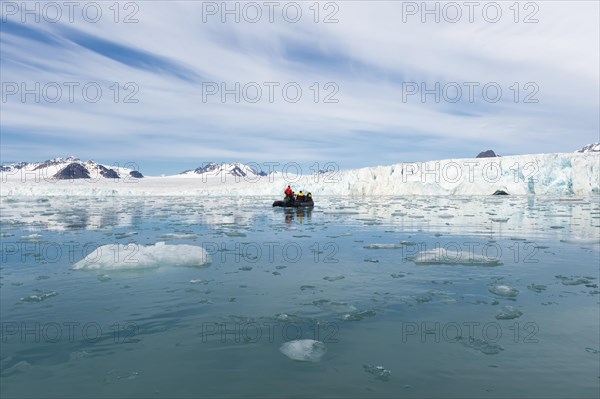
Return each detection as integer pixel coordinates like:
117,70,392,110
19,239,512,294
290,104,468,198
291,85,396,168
71,242,211,270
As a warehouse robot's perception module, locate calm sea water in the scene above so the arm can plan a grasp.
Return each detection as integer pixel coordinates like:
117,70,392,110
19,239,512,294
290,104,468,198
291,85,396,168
1,196,599,398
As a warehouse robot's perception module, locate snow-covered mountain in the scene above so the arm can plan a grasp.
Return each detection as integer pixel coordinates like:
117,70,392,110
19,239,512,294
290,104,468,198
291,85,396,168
575,143,600,153
179,162,268,178
0,157,143,180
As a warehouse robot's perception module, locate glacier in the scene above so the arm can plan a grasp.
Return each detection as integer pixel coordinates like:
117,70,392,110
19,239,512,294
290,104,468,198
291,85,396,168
1,152,598,196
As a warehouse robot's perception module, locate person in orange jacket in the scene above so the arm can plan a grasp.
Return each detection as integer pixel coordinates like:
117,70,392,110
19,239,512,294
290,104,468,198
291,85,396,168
284,185,294,202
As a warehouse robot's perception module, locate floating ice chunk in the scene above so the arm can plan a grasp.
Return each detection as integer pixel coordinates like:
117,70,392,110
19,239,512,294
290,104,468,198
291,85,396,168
527,284,547,293
459,337,504,355
103,370,140,383
489,285,519,298
71,242,211,270
400,241,417,246
19,234,43,241
340,309,376,321
560,237,599,245
495,306,523,320
115,232,137,239
364,243,402,249
555,275,593,286
411,248,502,266
312,300,356,313
275,313,303,323
363,364,391,381
323,275,345,282
225,231,246,237
280,339,326,362
20,291,58,302
159,233,197,239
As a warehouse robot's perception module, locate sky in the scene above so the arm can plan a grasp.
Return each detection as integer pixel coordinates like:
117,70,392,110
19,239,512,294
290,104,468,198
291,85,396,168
1,0,599,175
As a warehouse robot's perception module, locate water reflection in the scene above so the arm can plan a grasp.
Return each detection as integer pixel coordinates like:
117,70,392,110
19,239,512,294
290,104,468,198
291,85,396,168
283,207,312,225
1,196,598,241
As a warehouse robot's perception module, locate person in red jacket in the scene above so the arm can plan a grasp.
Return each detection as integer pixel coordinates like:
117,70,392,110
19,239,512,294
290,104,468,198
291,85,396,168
284,185,293,197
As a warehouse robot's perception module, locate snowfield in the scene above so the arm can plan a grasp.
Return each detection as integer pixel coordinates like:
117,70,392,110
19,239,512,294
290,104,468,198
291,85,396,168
1,152,598,197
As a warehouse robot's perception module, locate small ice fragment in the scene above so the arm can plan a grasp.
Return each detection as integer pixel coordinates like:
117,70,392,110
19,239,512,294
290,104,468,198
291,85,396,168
527,284,547,293
560,237,599,245
20,234,43,241
20,291,58,302
115,232,137,239
280,340,326,362
323,275,345,282
489,285,519,298
495,306,523,320
364,243,402,249
340,310,376,321
363,364,391,381
159,233,197,239
459,337,504,355
556,275,592,286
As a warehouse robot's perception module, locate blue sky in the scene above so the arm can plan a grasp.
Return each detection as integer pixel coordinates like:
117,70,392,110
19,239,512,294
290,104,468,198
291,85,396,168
1,1,598,175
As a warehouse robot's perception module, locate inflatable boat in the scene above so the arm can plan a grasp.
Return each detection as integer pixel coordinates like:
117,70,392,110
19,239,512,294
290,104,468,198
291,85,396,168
273,197,314,208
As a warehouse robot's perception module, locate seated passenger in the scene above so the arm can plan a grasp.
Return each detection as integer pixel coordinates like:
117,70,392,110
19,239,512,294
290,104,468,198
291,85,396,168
284,186,294,197
296,191,305,202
